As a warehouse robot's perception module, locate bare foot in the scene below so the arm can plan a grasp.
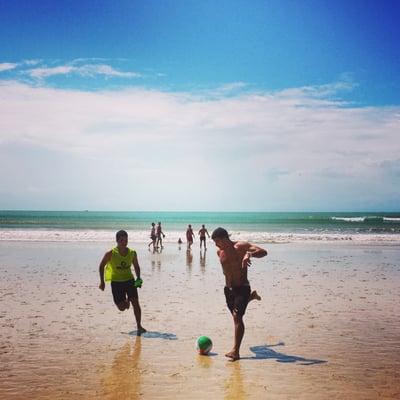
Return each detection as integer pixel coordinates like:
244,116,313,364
225,350,240,361
250,290,261,302
137,326,147,336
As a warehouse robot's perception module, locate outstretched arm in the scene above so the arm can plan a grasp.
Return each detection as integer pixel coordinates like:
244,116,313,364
99,251,112,290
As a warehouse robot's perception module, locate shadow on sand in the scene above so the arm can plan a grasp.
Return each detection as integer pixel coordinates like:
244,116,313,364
246,342,326,365
126,330,178,340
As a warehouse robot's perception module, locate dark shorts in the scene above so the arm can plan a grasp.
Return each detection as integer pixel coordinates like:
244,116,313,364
111,280,138,305
200,236,206,241
224,285,251,316
151,234,156,240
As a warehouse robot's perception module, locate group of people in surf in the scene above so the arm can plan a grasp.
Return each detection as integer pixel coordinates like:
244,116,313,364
148,223,212,251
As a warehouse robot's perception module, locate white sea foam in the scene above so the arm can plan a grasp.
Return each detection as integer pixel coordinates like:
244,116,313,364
1,229,400,245
331,217,366,222
383,217,400,222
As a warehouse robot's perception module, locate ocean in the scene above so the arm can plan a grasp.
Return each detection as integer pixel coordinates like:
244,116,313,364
1,210,400,244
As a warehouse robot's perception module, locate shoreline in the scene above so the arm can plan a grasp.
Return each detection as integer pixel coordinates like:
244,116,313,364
1,228,400,246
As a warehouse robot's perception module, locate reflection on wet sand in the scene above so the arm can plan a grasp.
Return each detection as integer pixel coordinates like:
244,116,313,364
224,362,247,400
151,256,162,271
101,337,142,400
186,249,193,269
200,250,206,273
197,353,214,369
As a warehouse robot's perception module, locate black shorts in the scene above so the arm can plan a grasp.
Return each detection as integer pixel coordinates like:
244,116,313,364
224,285,251,316
111,280,138,305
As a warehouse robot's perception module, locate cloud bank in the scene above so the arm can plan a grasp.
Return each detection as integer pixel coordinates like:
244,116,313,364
0,76,399,211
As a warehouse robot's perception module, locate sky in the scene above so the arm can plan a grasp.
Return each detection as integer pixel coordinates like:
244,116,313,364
0,0,399,211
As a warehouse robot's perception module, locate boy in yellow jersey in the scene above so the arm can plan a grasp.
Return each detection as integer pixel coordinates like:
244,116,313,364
99,230,146,335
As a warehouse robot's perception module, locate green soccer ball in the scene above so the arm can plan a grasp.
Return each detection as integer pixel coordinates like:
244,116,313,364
196,335,212,355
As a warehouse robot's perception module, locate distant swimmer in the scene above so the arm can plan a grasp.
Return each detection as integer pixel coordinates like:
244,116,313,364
186,224,195,250
98,230,146,335
198,224,210,250
212,227,267,361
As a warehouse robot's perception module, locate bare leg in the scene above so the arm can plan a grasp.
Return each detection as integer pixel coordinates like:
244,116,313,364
225,312,244,361
131,298,146,335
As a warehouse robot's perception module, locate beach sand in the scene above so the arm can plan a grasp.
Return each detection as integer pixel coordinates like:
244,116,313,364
1,240,399,399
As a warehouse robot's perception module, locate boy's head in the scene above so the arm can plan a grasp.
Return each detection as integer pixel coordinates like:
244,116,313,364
211,227,230,248
116,230,128,247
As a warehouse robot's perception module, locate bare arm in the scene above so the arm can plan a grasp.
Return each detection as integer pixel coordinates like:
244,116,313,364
241,243,268,268
132,252,141,280
246,244,268,258
99,251,112,290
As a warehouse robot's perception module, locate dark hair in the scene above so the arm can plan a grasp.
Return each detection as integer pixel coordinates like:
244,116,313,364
116,230,128,241
211,227,229,240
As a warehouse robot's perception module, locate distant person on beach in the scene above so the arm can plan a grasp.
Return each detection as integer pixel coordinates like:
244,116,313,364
211,227,267,361
98,230,146,335
148,222,156,250
156,222,165,249
198,224,210,250
186,224,195,249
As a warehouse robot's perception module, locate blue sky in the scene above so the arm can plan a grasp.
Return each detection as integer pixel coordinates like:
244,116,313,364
0,0,399,211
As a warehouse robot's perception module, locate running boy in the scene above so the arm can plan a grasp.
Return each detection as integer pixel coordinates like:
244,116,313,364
99,230,146,335
211,227,267,361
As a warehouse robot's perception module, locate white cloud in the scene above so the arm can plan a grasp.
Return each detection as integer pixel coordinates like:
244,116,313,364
0,79,399,210
23,59,41,66
0,63,18,72
28,64,141,79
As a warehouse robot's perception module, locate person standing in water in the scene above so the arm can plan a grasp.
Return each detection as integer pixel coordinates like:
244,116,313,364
211,227,267,361
148,222,156,250
156,222,165,249
186,224,195,250
99,230,146,335
198,224,210,250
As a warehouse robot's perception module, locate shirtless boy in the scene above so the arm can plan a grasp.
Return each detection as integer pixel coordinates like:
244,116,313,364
211,227,267,361
99,230,146,335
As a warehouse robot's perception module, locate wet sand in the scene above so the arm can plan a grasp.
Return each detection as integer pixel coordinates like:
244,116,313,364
1,241,399,399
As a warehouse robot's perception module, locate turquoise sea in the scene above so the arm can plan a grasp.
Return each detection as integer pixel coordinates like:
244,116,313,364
1,210,400,244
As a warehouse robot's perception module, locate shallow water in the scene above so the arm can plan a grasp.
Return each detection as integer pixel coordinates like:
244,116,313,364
1,241,399,399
